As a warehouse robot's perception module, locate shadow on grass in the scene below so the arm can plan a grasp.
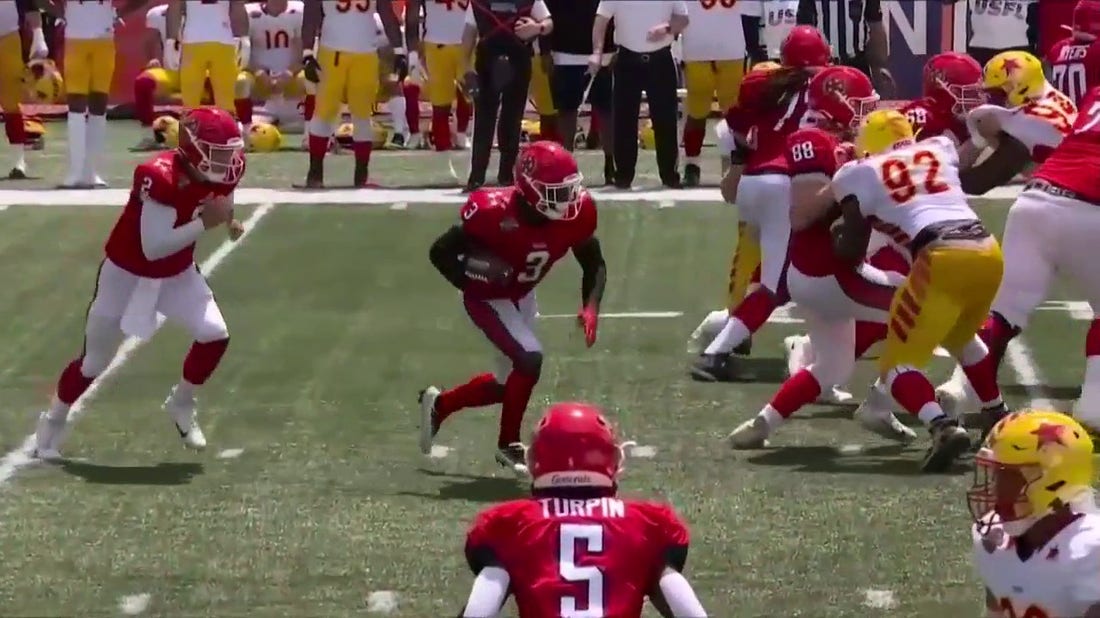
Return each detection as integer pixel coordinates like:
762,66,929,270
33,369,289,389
60,461,204,486
394,469,525,503
744,444,970,476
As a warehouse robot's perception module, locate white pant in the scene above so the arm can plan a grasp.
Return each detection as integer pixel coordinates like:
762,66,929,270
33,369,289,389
463,292,539,383
737,173,791,293
993,189,1100,327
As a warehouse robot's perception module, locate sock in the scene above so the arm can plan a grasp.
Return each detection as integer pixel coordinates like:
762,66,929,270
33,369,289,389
67,111,87,180
768,369,823,418
704,288,776,355
4,112,25,170
683,122,705,162
56,357,94,410
403,82,420,134
174,379,197,400
388,96,409,135
182,338,229,385
431,106,453,151
854,321,887,358
499,369,538,447
977,311,1021,371
352,140,373,166
1087,318,1100,359
307,120,330,158
134,73,158,127
84,114,106,180
303,94,316,122
885,369,944,424
456,92,472,134
234,97,254,125
435,373,505,423
955,336,1003,407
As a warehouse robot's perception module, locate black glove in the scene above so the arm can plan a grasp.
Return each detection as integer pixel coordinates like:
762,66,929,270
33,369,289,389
462,69,480,101
302,50,321,83
393,50,409,81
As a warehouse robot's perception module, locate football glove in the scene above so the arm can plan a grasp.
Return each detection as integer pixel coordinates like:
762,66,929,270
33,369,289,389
302,49,321,83
29,27,49,59
236,36,252,69
392,47,409,81
461,69,480,101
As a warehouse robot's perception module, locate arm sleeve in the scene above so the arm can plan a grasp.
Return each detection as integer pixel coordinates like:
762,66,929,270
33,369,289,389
1026,1,1039,50
657,569,707,618
742,15,766,61
461,566,510,618
531,0,550,21
140,199,205,261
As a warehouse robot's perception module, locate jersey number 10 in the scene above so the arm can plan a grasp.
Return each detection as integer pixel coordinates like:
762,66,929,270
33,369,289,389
559,524,606,618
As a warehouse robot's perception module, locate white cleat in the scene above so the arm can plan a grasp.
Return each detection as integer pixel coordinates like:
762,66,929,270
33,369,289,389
726,416,771,449
418,386,440,455
60,172,86,189
935,365,978,418
854,401,917,444
817,386,854,405
454,132,470,150
83,175,107,188
407,132,425,150
32,412,66,460
784,334,812,377
163,387,207,451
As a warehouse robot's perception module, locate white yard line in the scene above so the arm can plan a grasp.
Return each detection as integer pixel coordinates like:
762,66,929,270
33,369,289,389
1005,338,1055,410
0,203,276,488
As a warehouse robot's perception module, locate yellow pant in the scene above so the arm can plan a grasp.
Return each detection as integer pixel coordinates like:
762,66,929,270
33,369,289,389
684,59,745,119
879,241,1004,374
424,43,463,107
144,67,181,97
530,57,555,116
64,38,115,95
181,41,237,110
238,69,306,101
726,222,762,308
315,46,380,121
0,31,23,111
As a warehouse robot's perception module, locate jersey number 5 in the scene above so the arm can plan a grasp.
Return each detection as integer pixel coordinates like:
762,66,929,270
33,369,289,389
879,150,950,204
559,524,605,618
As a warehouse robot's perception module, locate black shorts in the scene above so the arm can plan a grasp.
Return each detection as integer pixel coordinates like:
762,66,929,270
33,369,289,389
550,64,613,113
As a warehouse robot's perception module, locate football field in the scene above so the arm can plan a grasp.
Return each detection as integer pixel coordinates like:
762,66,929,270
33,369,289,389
0,122,1089,617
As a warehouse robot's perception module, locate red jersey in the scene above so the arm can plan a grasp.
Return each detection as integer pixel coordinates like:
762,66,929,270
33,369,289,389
1032,86,1100,204
465,496,690,618
725,72,814,175
460,187,597,301
1046,37,1100,106
104,152,236,278
900,98,970,144
785,127,848,276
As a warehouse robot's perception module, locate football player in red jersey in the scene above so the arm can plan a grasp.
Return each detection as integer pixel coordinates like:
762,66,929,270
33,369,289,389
31,107,246,461
460,402,707,618
900,52,984,144
690,25,835,383
1046,0,1100,107
727,66,916,449
419,141,606,474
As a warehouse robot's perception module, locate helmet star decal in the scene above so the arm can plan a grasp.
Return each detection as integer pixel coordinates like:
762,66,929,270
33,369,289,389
1001,57,1022,75
1031,422,1068,449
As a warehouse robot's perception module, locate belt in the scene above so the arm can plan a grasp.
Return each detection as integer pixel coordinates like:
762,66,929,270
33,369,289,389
1026,178,1096,205
909,219,990,255
621,47,669,63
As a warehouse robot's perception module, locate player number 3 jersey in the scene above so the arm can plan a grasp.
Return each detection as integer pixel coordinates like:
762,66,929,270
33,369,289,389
831,136,978,253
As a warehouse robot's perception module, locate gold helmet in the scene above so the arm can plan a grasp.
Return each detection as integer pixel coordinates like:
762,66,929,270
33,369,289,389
969,411,1095,534
334,122,355,149
855,109,915,157
982,50,1046,108
24,59,64,104
638,119,655,150
248,122,283,152
152,115,180,149
520,119,541,143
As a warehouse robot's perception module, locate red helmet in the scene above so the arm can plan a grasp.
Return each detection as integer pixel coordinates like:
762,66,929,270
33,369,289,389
527,402,623,490
1075,0,1100,40
515,140,583,221
178,106,246,186
922,52,985,115
807,65,879,128
780,25,831,68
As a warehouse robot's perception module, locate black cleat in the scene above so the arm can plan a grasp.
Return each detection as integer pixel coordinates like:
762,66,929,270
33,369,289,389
921,417,971,473
463,178,484,193
732,337,752,357
495,442,529,477
683,163,701,187
977,402,1009,447
690,353,738,382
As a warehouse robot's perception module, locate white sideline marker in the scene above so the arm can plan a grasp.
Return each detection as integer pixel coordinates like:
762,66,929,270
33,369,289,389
0,203,276,488
538,311,682,319
118,593,151,615
628,445,658,458
837,444,864,455
366,590,399,614
389,202,408,211
862,589,897,610
216,448,244,460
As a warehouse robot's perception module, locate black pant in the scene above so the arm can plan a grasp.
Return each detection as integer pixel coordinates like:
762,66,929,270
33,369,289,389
613,46,679,187
470,51,533,185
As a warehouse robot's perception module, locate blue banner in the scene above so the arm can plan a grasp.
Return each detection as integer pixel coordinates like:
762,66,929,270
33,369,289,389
884,1,957,100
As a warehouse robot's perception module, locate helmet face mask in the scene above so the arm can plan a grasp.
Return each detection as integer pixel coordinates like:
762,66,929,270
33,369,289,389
515,142,584,221
178,107,246,186
924,52,985,116
968,452,1042,531
808,66,879,130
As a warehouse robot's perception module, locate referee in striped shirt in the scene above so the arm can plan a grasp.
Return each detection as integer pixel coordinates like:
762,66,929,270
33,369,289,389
796,0,895,97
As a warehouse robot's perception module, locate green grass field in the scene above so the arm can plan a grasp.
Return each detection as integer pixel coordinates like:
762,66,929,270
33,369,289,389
0,121,1089,617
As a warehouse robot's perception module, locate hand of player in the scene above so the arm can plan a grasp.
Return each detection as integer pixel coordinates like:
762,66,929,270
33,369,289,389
969,109,1003,149
576,305,599,348
200,196,234,230
146,58,162,69
514,17,542,41
871,67,896,99
392,49,409,81
226,218,245,241
835,142,857,165
646,24,670,42
408,50,423,79
462,69,480,101
586,53,602,76
302,49,321,83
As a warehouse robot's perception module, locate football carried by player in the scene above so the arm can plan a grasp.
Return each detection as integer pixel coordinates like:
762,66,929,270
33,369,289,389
419,141,606,475
32,107,246,461
460,402,707,618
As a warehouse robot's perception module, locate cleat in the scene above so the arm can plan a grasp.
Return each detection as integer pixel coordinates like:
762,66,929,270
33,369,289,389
726,416,770,449
687,310,728,354
921,417,970,473
495,443,529,477
8,166,28,180
689,353,738,382
454,132,470,150
978,402,1009,445
163,386,207,451
784,334,811,377
732,337,752,357
817,386,854,405
683,163,701,187
934,365,978,417
33,412,67,460
386,131,408,150
854,401,916,444
418,386,441,455
463,179,484,193
407,132,425,150
59,172,87,189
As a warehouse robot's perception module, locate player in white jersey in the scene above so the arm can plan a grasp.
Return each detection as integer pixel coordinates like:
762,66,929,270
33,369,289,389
971,411,1100,618
236,1,306,135
831,109,1007,472
740,0,798,60
166,0,250,112
936,50,1079,416
0,0,46,179
406,0,471,151
133,4,186,149
300,0,407,188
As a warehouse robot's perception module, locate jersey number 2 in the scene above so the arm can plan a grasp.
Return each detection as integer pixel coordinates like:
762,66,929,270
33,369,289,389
880,150,949,204
559,524,605,618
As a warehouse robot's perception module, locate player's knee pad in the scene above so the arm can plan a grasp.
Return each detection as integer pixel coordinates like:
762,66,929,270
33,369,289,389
514,350,543,379
81,314,124,376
